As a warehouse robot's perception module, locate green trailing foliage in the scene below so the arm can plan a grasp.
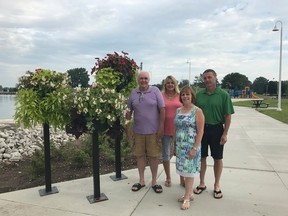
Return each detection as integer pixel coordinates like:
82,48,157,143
15,69,72,129
15,51,139,143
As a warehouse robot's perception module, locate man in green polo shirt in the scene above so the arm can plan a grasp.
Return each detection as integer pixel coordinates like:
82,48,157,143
193,69,234,199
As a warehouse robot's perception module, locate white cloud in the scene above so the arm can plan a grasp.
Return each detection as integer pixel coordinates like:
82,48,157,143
0,0,287,87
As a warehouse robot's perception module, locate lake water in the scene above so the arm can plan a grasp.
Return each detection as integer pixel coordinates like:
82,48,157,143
0,95,16,120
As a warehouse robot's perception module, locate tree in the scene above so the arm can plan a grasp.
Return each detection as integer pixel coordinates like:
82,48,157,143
281,81,288,96
153,83,163,90
67,68,89,88
221,72,250,90
267,80,287,96
268,81,277,95
252,77,269,94
193,74,205,88
179,79,189,88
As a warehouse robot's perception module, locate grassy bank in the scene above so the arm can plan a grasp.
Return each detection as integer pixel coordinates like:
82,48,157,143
233,96,288,124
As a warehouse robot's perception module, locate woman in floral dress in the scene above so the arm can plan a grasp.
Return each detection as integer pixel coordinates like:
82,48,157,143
174,86,205,210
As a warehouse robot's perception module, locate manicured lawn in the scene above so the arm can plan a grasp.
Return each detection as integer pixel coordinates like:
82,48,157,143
233,96,288,124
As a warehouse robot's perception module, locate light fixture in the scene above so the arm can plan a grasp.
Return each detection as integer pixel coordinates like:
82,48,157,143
272,20,283,111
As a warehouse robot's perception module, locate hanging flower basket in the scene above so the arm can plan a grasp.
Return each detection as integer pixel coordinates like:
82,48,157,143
15,69,72,129
66,52,139,138
91,51,138,94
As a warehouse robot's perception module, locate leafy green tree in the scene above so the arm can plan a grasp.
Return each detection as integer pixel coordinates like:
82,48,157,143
193,74,205,88
268,81,277,95
152,79,164,90
153,83,162,90
179,79,189,88
67,68,89,88
253,77,269,94
221,72,250,90
267,80,287,95
281,81,288,96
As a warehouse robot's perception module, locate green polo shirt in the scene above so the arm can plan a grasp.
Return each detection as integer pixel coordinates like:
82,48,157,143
196,87,235,125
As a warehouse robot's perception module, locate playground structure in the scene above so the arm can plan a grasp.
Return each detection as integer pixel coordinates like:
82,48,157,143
229,86,252,98
251,92,260,99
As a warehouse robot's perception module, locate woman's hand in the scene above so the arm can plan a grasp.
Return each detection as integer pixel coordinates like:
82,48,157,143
188,149,196,160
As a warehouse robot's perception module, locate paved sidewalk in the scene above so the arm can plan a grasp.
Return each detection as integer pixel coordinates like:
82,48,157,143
0,106,288,216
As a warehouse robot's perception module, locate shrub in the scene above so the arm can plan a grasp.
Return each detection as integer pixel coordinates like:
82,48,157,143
29,150,45,177
71,149,90,168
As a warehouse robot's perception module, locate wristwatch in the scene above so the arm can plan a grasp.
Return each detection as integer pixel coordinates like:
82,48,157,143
192,147,197,151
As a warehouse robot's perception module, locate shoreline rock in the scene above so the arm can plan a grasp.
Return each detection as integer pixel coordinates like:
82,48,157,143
0,120,76,164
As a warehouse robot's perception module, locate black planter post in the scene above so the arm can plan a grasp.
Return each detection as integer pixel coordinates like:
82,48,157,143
38,122,59,196
87,123,108,203
110,122,127,181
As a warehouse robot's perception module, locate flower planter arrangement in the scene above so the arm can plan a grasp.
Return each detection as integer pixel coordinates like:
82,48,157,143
15,52,139,202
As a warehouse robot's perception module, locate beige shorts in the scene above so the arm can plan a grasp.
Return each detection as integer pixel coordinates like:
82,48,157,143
133,133,162,158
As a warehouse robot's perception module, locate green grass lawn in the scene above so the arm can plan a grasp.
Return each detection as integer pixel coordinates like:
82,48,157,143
233,96,288,124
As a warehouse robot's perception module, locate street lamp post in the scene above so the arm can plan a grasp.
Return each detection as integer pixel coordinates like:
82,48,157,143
272,20,283,111
187,59,191,86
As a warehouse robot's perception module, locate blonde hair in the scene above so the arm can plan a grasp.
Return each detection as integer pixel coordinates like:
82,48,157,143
162,75,180,94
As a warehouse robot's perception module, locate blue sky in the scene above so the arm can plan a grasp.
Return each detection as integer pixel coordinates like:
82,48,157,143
0,0,287,87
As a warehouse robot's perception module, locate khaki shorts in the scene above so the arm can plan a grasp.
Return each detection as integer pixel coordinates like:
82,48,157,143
133,133,162,158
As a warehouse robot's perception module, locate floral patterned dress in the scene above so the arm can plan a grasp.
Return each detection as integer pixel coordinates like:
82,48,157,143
174,106,201,177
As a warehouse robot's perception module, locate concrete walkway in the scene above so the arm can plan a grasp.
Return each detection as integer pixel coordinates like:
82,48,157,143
0,106,288,216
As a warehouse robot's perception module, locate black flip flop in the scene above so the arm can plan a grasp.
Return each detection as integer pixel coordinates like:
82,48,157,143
194,185,207,194
131,183,145,192
214,190,223,199
152,184,163,193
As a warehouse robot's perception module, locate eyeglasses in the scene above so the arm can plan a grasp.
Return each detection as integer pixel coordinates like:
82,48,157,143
138,92,144,103
139,77,149,80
